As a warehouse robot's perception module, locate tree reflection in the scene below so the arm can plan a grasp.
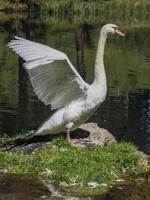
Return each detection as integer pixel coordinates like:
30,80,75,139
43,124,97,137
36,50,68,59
18,58,29,129
75,25,85,79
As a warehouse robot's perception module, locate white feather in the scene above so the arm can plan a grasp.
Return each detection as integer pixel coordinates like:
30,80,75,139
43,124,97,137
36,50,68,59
8,36,89,109
8,24,120,138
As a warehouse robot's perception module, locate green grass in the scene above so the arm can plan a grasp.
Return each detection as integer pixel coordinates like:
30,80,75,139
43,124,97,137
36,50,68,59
0,0,150,17
37,0,150,17
0,137,149,195
0,0,27,11
0,131,30,147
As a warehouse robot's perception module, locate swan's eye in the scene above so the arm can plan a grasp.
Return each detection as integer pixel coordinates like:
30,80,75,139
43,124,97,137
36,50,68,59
112,26,118,31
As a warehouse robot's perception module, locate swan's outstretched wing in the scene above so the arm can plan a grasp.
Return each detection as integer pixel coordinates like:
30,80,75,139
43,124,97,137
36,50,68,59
8,37,89,110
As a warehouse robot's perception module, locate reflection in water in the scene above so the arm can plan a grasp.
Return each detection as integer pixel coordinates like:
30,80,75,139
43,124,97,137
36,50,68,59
75,25,85,79
0,174,52,200
103,179,150,200
0,174,150,200
0,14,150,154
18,58,29,130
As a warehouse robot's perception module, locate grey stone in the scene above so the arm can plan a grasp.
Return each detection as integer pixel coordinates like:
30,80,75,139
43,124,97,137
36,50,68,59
2,123,116,153
72,123,116,148
138,151,150,167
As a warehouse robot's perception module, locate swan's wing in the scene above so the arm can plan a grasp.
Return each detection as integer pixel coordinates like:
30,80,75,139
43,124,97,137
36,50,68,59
8,37,89,110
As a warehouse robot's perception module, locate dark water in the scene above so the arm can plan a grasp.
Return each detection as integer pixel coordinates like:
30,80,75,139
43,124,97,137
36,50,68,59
0,174,150,200
0,13,150,154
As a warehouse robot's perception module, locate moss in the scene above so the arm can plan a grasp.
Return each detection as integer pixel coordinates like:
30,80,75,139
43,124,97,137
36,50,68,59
0,136,149,195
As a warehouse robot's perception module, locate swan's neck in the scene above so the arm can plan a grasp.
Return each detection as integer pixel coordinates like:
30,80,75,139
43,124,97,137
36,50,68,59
93,31,107,86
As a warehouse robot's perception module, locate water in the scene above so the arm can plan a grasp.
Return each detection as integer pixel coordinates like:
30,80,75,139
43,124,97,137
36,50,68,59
0,13,150,155
0,174,150,200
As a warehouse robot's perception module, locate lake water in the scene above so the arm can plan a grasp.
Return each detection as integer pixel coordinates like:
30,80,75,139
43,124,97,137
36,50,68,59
0,13,150,154
1,174,150,200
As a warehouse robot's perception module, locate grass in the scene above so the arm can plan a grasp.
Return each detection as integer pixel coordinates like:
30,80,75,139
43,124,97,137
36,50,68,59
0,131,30,147
0,0,27,11
0,136,149,195
0,0,150,18
33,0,150,17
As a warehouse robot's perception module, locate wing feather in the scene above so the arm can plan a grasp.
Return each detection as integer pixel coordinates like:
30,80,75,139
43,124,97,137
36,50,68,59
8,37,89,109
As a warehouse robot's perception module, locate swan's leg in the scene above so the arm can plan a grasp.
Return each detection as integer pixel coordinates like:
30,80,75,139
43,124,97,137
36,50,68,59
66,129,71,143
65,122,74,144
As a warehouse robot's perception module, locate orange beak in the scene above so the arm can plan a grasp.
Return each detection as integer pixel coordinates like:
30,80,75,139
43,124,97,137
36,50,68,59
115,28,125,36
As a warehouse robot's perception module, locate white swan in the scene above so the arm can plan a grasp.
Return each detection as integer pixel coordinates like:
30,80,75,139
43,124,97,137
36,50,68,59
8,24,125,143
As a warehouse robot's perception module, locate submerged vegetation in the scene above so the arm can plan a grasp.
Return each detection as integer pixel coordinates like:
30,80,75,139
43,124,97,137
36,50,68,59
0,0,150,17
0,136,149,195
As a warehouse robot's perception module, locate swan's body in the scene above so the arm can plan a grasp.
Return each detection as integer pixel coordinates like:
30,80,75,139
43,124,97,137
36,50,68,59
8,24,124,141
36,83,106,135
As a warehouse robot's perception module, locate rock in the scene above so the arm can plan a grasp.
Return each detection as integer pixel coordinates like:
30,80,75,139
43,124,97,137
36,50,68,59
72,123,116,148
2,122,116,153
81,123,116,145
138,151,150,167
2,123,150,168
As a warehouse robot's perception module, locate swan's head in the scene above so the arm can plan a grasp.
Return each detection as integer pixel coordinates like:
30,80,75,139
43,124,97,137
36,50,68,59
102,24,125,36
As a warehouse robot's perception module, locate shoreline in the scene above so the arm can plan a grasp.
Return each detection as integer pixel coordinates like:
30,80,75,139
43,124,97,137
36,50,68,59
0,124,150,196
